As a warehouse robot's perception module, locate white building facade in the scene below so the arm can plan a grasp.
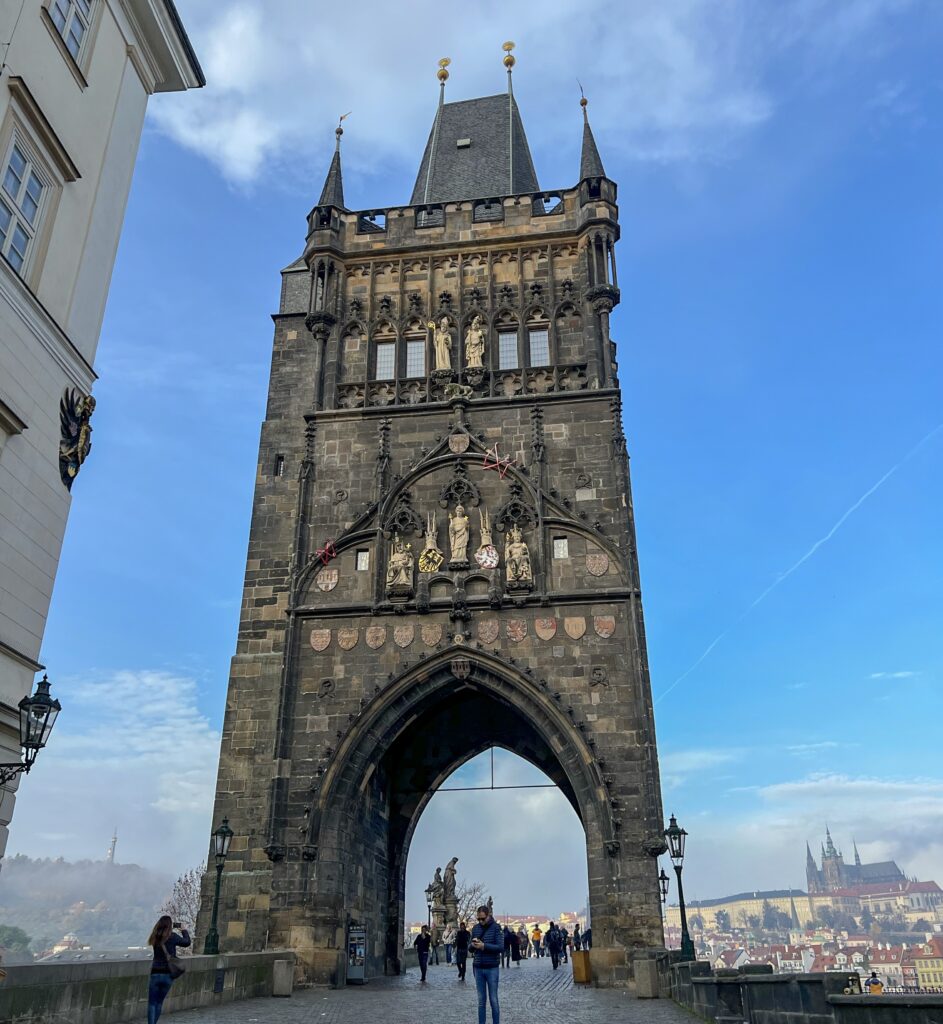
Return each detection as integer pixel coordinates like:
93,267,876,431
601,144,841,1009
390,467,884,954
0,0,202,860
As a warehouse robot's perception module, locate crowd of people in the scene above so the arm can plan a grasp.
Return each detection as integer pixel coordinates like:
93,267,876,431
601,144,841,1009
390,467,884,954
413,906,592,1024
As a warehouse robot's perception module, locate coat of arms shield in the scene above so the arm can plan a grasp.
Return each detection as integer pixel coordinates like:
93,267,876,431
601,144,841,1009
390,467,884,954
586,553,609,577
448,433,470,454
310,629,331,652
535,616,557,641
337,627,359,651
594,615,616,639
478,619,499,644
506,619,527,643
394,624,415,648
366,626,387,649
421,623,443,646
316,567,339,592
564,617,586,640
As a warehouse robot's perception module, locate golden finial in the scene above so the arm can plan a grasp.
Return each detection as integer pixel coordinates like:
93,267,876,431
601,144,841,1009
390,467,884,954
335,111,351,146
578,80,588,120
437,57,451,83
502,40,516,69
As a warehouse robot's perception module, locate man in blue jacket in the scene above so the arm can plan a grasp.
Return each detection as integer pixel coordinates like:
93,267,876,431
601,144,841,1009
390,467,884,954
471,904,503,1024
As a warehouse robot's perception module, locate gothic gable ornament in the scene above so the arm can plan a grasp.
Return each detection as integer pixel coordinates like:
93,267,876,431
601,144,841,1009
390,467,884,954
535,616,557,641
366,626,387,649
421,623,443,646
438,459,481,509
59,388,96,490
478,619,499,645
337,627,359,651
586,553,609,577
384,490,423,537
316,567,339,592
495,481,537,533
564,617,586,640
594,615,616,639
394,624,415,648
310,629,332,652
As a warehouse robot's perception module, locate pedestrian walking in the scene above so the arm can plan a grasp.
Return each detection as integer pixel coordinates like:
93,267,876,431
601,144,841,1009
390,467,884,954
414,925,432,982
572,923,582,951
502,924,512,968
455,920,470,981
583,925,592,949
443,924,456,965
546,920,562,970
146,915,190,1024
471,904,503,1024
865,972,884,995
531,924,542,957
517,926,528,961
560,925,569,964
510,926,521,966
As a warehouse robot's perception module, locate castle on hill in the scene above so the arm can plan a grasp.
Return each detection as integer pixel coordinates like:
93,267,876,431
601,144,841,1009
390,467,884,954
806,828,905,894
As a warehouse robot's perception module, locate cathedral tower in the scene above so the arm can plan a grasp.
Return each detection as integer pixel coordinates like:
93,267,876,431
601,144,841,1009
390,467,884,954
203,56,666,986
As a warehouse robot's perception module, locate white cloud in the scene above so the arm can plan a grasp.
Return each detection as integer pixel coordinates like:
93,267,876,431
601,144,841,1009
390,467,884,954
155,0,911,187
660,747,744,789
785,740,843,756
7,671,220,876
869,670,918,679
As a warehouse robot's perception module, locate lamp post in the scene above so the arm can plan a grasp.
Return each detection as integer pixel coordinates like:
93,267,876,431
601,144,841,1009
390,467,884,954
202,817,234,955
665,814,695,961
0,675,62,785
425,884,434,930
659,868,670,903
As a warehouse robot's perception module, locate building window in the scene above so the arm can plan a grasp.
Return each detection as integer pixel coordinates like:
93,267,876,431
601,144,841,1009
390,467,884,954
375,342,395,380
48,0,93,61
528,327,550,366
274,454,285,477
356,550,370,571
553,537,569,559
498,330,518,370
405,339,425,377
1,143,45,274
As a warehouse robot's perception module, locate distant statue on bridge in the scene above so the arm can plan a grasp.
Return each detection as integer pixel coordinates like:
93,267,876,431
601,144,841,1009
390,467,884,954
443,856,458,901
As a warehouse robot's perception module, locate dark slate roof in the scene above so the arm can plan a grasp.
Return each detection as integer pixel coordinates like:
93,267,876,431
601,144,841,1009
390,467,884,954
580,114,606,179
317,149,345,209
855,861,904,880
410,93,539,205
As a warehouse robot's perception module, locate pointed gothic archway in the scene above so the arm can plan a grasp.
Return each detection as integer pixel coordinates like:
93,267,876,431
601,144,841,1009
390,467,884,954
280,647,658,985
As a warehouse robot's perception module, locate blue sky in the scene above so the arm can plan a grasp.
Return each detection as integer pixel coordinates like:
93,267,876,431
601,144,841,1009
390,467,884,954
6,1,942,921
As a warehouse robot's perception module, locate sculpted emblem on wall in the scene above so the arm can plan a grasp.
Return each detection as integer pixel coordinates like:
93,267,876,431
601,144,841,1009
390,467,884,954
394,624,415,648
586,553,609,577
366,626,387,649
535,617,557,641
337,628,359,651
310,629,331,652
478,619,499,645
594,615,616,639
564,617,586,640
316,567,339,592
421,623,443,646
506,619,527,643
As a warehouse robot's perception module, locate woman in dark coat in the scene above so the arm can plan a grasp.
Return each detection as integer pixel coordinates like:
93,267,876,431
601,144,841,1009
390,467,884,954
510,926,521,965
147,915,190,1024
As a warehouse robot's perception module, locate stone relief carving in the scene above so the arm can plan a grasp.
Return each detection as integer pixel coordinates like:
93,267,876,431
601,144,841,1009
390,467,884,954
438,460,481,509
386,533,414,597
418,511,445,573
448,505,470,569
504,525,533,592
431,316,452,371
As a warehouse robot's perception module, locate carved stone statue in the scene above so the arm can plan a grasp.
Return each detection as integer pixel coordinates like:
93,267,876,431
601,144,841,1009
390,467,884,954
418,512,445,573
430,867,444,907
443,856,458,900
386,533,414,594
448,504,470,568
59,389,96,491
464,314,485,368
432,316,452,371
505,525,533,590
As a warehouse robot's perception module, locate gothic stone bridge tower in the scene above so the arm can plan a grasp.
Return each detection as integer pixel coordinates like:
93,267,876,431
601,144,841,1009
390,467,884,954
203,68,667,986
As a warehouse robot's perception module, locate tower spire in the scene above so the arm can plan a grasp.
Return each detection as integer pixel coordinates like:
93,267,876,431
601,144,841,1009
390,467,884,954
578,87,606,180
854,839,862,866
317,114,349,209
503,42,516,194
419,59,450,206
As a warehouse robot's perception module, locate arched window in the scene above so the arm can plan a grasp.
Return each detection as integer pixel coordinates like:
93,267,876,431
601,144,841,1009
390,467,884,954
372,322,397,381
526,310,551,367
494,311,519,371
403,319,426,378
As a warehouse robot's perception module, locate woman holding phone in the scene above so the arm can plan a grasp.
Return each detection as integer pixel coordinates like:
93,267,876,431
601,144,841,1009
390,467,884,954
146,915,190,1024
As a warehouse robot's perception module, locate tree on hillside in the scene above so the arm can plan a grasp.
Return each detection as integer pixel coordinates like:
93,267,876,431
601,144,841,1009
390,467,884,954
859,907,875,932
0,924,31,951
689,914,704,931
762,901,792,932
715,910,731,931
160,864,205,937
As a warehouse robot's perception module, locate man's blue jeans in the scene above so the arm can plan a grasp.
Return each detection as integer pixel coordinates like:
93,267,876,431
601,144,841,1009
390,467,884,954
474,965,500,1024
147,974,174,1024
418,952,429,981
446,942,453,963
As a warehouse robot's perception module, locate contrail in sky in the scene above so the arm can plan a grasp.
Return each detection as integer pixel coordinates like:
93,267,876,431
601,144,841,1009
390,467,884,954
655,423,943,705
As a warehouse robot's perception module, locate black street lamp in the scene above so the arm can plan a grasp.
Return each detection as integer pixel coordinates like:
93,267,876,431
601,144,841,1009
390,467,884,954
0,675,62,785
424,884,434,930
203,817,234,955
665,814,695,961
659,868,670,903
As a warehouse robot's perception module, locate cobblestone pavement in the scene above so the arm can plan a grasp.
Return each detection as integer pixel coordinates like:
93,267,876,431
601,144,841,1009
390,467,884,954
163,956,691,1024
